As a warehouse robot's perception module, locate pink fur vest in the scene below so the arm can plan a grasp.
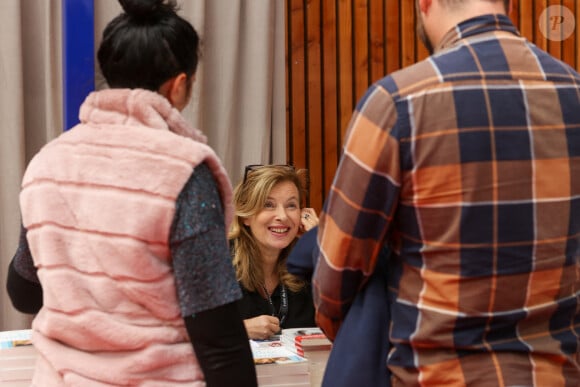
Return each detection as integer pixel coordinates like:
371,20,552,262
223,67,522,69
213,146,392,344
19,89,233,386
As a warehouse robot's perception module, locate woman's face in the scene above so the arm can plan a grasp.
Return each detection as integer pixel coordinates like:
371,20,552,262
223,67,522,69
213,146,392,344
244,180,301,259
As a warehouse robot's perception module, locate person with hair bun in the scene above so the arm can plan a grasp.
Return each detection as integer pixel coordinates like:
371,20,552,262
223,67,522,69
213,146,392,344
6,0,257,385
229,165,319,340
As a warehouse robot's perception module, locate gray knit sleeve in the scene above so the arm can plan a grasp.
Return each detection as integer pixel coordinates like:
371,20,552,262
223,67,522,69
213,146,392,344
170,162,242,317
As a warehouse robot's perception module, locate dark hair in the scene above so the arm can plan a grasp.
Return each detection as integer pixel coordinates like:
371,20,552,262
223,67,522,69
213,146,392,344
97,0,200,91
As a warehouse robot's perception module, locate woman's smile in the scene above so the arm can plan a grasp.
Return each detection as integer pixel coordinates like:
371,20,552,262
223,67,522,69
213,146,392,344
245,181,301,256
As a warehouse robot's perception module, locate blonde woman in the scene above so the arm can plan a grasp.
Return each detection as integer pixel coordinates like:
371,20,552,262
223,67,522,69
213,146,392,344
229,165,319,340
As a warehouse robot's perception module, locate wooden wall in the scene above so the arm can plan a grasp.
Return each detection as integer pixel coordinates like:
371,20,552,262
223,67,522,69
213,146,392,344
285,0,580,211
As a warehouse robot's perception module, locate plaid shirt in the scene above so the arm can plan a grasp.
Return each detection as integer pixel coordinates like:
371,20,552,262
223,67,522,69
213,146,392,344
313,14,580,386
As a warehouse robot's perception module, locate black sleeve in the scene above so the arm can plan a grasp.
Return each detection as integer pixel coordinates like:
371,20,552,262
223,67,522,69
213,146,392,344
6,223,43,314
184,302,258,387
7,258,43,314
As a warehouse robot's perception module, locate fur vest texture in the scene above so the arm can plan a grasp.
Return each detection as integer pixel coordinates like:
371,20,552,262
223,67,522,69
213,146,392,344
19,89,232,386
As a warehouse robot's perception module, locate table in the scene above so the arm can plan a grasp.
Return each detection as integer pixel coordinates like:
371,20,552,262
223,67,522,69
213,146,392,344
0,343,329,386
0,345,36,386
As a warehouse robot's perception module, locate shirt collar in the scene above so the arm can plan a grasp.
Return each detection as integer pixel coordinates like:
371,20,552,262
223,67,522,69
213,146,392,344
436,14,520,53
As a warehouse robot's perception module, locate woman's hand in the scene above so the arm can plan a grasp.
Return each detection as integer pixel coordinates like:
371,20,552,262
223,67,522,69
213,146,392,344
300,208,319,233
244,315,281,340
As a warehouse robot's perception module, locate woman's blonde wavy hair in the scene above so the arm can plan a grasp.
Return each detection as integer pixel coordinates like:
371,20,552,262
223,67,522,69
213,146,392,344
229,165,309,293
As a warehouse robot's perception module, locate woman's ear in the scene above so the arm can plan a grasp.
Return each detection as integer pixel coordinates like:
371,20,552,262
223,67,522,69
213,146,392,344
243,217,251,226
158,73,192,111
418,0,432,14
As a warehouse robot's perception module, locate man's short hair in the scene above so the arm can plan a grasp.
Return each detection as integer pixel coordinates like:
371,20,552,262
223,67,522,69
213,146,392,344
441,0,510,13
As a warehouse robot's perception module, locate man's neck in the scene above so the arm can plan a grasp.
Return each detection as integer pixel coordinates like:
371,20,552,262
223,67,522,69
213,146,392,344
426,1,508,49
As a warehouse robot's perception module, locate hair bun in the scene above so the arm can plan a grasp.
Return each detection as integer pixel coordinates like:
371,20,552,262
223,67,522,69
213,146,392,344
119,0,175,21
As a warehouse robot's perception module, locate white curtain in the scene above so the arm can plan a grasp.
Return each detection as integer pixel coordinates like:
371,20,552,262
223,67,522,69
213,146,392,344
183,0,288,181
0,0,286,331
0,0,63,331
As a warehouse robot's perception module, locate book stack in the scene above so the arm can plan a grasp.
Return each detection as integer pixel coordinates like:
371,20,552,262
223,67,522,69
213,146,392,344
0,329,36,386
250,336,310,386
280,328,332,386
280,328,332,357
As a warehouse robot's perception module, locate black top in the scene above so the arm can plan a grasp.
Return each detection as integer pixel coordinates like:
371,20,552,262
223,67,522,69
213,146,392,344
237,282,316,329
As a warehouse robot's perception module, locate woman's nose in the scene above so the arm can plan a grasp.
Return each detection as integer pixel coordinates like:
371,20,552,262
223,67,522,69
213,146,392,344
274,205,288,219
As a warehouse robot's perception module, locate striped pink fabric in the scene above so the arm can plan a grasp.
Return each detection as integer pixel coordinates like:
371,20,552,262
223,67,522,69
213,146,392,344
20,89,232,386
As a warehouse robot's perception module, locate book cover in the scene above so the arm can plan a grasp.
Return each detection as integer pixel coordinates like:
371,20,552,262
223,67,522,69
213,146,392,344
0,330,32,350
250,338,309,378
250,338,308,364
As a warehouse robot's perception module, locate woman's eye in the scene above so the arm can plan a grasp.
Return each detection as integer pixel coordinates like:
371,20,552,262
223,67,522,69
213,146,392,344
264,201,275,208
287,203,298,209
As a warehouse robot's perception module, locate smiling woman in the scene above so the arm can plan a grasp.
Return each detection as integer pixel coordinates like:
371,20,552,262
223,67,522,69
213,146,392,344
229,165,319,340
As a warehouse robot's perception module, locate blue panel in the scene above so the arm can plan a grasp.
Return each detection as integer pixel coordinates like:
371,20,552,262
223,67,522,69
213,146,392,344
63,0,94,131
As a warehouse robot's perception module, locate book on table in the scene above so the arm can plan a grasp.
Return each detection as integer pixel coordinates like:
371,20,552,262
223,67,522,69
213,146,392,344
0,329,32,349
280,327,332,357
250,336,310,386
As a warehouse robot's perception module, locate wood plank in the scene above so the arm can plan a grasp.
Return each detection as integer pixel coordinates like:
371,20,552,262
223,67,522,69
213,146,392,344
385,0,401,74
510,0,520,28
289,0,307,167
322,0,339,205
369,0,385,83
337,0,354,141
561,0,576,68
577,0,580,69
353,0,369,102
534,0,549,51
306,0,324,210
518,0,534,41
547,0,562,60
401,0,416,67
285,0,291,163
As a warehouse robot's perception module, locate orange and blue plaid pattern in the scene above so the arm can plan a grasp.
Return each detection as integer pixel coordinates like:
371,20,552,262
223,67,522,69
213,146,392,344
313,14,580,386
